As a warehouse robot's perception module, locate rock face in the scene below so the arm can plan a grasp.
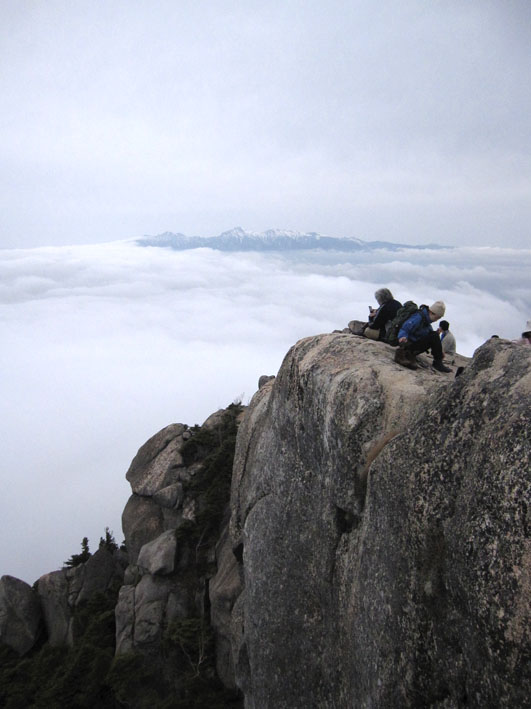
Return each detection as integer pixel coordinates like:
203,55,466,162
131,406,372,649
0,405,244,707
122,423,191,563
2,331,529,708
37,547,126,646
118,417,217,656
230,334,531,708
116,405,244,701
0,576,42,655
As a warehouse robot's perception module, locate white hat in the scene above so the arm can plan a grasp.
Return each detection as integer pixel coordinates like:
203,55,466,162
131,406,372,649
429,301,446,318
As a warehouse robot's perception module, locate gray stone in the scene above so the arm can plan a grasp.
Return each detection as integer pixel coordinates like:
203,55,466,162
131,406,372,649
210,523,242,689
122,494,164,563
126,423,186,496
152,482,184,509
345,338,531,708
123,564,141,586
230,334,531,708
137,530,177,576
75,548,126,604
161,506,183,531
201,408,226,430
0,575,42,655
37,570,72,646
133,574,169,647
37,548,125,647
115,584,135,654
258,374,275,389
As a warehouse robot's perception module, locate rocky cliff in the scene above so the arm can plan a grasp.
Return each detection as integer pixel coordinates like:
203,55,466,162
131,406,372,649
230,334,530,708
0,405,244,707
1,333,529,708
115,404,243,704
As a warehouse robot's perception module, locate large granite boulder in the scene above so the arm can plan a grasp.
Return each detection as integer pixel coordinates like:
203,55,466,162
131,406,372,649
126,423,187,496
137,530,177,576
115,573,193,654
37,568,71,646
37,547,126,646
121,423,203,565
116,405,244,700
121,494,164,563
0,575,42,655
230,334,530,708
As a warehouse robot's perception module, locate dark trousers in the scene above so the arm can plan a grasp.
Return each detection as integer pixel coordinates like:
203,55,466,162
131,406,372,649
406,332,443,360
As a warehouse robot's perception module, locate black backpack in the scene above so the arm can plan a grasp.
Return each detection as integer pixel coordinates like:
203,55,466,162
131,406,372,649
385,301,419,346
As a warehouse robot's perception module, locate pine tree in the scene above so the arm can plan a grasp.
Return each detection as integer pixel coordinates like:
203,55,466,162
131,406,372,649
64,537,91,568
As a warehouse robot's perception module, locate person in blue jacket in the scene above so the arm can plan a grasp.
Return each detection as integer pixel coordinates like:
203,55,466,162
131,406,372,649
394,300,452,372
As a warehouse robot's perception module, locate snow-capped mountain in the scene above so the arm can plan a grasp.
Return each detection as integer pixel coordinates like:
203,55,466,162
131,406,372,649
135,227,445,252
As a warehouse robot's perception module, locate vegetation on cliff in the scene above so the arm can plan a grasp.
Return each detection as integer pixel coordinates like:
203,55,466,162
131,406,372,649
0,588,118,708
0,404,243,708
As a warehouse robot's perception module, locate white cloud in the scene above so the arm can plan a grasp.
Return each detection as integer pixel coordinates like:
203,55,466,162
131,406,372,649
0,241,529,583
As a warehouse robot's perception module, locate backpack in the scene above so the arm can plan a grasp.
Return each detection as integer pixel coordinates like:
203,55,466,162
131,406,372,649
384,301,419,346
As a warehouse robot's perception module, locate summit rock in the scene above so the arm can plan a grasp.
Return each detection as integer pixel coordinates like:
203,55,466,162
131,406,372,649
229,334,530,708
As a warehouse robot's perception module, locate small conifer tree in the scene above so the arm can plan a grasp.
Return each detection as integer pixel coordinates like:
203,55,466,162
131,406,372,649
64,537,91,568
99,527,118,552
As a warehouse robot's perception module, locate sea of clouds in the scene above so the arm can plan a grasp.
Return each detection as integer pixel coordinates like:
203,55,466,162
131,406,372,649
1,240,530,583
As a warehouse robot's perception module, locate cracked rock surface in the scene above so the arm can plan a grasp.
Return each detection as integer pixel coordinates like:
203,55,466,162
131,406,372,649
230,334,530,708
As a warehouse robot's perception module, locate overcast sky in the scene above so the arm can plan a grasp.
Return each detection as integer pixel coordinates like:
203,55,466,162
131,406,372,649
1,0,530,248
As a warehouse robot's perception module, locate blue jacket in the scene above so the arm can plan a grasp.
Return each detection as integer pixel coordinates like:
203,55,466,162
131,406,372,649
398,305,433,342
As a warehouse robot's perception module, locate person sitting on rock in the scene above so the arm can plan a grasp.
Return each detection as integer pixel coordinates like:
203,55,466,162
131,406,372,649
394,301,452,372
362,288,402,340
438,320,456,361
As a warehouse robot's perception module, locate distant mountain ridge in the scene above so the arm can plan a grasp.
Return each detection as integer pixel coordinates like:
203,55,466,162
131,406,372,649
135,227,446,252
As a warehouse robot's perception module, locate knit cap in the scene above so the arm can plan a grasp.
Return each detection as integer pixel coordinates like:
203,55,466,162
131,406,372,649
429,301,446,318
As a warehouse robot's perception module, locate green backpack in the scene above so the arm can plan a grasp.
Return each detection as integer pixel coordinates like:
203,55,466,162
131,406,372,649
385,301,419,346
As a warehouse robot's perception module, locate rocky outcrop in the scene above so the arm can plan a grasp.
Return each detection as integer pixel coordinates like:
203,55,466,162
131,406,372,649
37,547,126,646
118,417,212,655
230,334,531,708
0,405,244,708
0,576,42,655
122,423,194,563
2,331,529,708
116,404,244,703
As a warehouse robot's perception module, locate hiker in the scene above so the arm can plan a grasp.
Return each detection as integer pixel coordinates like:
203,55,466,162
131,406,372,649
438,320,456,360
363,288,402,340
394,301,452,372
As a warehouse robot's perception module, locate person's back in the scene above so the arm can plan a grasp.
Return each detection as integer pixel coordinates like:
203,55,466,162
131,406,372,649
439,320,456,358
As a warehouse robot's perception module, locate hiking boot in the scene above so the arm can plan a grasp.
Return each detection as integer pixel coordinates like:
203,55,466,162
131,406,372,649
405,350,418,370
433,359,452,373
394,347,408,366
395,347,417,370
